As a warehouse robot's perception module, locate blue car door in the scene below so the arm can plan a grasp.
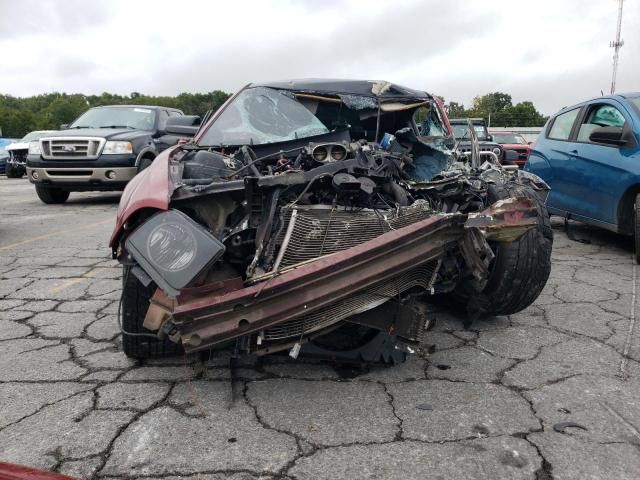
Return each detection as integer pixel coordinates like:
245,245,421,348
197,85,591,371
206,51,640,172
560,100,636,226
540,107,582,214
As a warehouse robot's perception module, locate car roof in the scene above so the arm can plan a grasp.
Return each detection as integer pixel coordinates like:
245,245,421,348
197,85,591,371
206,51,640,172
554,93,640,115
90,105,182,112
252,78,432,100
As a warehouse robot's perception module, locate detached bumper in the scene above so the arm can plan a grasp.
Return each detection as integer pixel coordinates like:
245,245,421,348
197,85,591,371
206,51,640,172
140,198,538,354
165,214,465,352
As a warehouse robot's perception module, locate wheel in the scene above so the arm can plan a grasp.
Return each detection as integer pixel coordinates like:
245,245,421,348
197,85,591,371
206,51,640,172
35,185,70,204
6,165,22,178
121,268,184,359
456,182,553,316
300,323,407,365
633,194,640,265
137,156,154,173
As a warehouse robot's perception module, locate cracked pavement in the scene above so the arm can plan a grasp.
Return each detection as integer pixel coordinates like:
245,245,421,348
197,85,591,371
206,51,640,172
1,177,640,479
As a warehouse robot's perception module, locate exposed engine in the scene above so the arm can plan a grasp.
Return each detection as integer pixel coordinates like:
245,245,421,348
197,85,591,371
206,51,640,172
123,134,546,354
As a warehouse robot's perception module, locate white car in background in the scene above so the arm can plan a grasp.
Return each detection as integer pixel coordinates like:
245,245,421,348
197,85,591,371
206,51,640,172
5,130,56,178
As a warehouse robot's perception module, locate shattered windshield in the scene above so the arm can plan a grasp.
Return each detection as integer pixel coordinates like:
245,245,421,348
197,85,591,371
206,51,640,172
198,87,330,146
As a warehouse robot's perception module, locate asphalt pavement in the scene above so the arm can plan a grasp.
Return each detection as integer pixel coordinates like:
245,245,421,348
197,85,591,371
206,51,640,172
1,177,639,480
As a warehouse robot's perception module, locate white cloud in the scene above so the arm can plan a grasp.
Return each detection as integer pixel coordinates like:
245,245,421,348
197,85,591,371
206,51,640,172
0,0,637,114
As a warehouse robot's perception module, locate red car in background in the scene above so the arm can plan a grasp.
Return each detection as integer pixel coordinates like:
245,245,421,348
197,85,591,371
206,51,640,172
489,131,531,168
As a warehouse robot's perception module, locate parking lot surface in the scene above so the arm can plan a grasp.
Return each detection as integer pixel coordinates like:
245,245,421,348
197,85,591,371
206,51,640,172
1,177,639,479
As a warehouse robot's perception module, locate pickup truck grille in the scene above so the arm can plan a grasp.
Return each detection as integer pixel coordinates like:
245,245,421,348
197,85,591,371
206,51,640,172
40,137,104,160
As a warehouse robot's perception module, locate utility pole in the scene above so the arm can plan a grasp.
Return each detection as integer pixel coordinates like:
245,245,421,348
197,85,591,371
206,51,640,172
610,0,625,94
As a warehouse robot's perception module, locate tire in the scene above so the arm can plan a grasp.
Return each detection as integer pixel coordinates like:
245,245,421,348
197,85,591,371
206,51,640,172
35,185,70,204
300,323,407,365
633,194,640,265
6,165,22,178
457,182,553,316
121,268,183,359
137,156,154,173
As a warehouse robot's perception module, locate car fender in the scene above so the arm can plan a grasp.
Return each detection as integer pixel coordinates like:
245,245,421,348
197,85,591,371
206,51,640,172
524,147,553,182
135,146,157,166
109,147,175,249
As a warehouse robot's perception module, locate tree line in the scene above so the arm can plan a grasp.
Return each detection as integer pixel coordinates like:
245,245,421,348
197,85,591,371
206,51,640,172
443,92,548,128
0,91,231,138
0,90,547,138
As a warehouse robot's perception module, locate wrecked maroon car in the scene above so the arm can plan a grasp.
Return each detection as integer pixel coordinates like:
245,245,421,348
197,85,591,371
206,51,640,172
109,79,553,365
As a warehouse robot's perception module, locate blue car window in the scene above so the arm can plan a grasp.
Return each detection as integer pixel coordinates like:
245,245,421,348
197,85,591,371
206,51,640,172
576,104,627,143
590,105,626,128
548,108,580,141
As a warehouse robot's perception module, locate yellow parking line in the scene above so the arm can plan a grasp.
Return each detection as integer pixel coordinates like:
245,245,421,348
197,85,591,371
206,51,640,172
48,267,100,294
0,218,113,251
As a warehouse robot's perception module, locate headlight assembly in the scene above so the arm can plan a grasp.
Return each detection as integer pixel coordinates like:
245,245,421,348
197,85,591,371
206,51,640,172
28,141,42,155
492,147,501,156
125,210,225,296
103,141,133,155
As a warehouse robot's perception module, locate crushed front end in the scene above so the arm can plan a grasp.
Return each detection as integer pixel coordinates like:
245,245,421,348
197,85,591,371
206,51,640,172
110,80,552,364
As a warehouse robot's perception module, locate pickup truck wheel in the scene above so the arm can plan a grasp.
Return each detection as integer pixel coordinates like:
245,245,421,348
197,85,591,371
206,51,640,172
121,268,184,359
456,182,553,316
35,185,70,204
301,323,407,365
633,194,640,265
137,156,154,172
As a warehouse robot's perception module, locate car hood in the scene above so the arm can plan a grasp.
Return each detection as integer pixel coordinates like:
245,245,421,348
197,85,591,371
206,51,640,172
6,142,28,151
42,128,150,141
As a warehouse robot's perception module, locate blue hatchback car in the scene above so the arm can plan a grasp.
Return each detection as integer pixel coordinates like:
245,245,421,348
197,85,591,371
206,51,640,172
526,93,640,261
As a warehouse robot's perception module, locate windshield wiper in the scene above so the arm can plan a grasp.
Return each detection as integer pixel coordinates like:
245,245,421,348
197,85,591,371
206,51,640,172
99,125,136,129
68,125,92,129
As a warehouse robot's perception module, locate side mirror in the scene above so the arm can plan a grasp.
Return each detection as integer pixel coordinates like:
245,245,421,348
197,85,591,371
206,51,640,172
503,149,519,162
165,115,201,136
60,124,69,130
528,141,533,145
589,126,625,146
486,134,493,141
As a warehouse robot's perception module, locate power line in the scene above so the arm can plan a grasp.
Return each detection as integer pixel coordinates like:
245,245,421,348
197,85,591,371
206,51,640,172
610,0,625,95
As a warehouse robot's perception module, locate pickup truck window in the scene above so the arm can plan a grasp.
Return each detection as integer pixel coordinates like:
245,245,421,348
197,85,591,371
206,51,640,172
548,108,580,141
451,124,487,140
70,106,157,131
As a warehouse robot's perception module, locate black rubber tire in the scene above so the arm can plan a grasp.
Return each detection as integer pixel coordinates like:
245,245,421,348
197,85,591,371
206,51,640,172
633,194,640,265
458,182,553,316
35,185,70,204
121,269,184,359
6,165,22,178
137,156,154,173
301,323,407,365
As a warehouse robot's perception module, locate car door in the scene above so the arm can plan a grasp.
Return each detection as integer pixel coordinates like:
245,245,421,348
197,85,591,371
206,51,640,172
539,107,582,214
561,101,635,226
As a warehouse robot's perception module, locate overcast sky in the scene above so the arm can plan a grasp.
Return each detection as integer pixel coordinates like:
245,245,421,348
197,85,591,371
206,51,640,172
0,0,638,114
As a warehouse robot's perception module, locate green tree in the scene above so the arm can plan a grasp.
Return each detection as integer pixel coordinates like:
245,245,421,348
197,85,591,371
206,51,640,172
445,101,466,118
